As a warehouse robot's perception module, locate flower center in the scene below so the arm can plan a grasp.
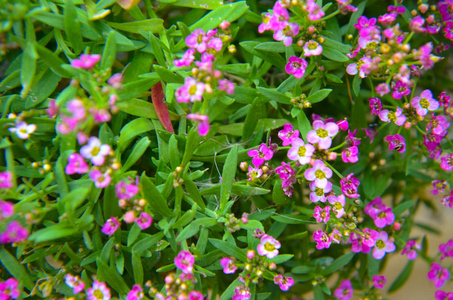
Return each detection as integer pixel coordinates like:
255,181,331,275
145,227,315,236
420,97,429,108
356,60,365,68
388,112,397,122
316,128,328,138
321,234,328,242
378,211,386,219
197,34,204,44
93,289,104,300
315,187,324,196
91,146,100,156
298,146,306,157
264,242,275,252
376,240,385,249
189,85,198,95
315,169,326,179
19,128,28,134
308,41,318,50
292,61,301,68
334,202,343,210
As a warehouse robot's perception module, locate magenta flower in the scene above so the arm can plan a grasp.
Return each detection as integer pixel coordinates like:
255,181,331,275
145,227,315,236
257,234,281,259
9,121,37,139
174,49,196,67
378,107,406,126
187,291,203,300
435,290,453,300
440,240,453,260
232,285,251,300
274,274,294,291
337,119,349,131
441,191,453,208
287,138,315,165
445,21,453,40
71,54,101,69
127,284,144,300
373,275,386,289
274,23,299,47
303,40,323,56
424,134,443,159
67,99,86,120
89,170,111,188
187,114,209,136
0,171,13,189
304,160,333,189
185,29,208,53
327,194,345,218
334,279,353,300
306,0,325,20
218,79,235,94
175,77,205,103
432,180,448,196
392,81,411,99
313,230,331,250
346,56,372,78
427,115,450,137
65,153,89,175
364,197,383,217
384,134,406,153
247,143,273,167
340,173,360,198
0,278,20,299
0,221,28,244
0,200,13,220
313,206,330,223
174,250,195,274
411,90,439,117
428,263,450,288
278,123,300,146
80,137,111,166
309,180,332,203
341,146,359,163
330,229,343,244
285,56,308,78
220,257,237,274
135,212,152,230
373,206,395,228
401,240,420,260
65,274,85,294
369,97,382,115
373,231,396,259
375,83,390,96
351,229,378,253
440,153,453,171
86,280,111,300
307,120,339,149
247,165,263,182
101,217,120,236
439,1,453,21
115,180,139,200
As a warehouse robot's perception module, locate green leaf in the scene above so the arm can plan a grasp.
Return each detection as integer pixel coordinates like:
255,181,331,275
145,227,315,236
100,238,115,263
242,97,265,140
388,260,414,293
132,252,144,285
117,78,159,100
117,98,178,120
322,46,350,62
200,183,270,197
176,218,217,242
184,178,206,210
172,207,197,229
220,278,242,300
367,252,380,278
325,73,343,83
28,224,78,242
121,137,151,172
154,65,184,84
297,110,313,142
321,252,355,275
220,145,237,214
257,87,291,104
96,258,129,295
171,0,223,9
64,0,83,55
352,74,362,97
209,238,247,261
101,31,116,71
118,118,153,152
34,42,72,78
20,41,37,98
322,37,351,53
190,2,249,31
253,41,286,53
107,19,164,34
0,248,34,291
270,254,293,264
169,135,180,170
149,33,166,66
306,89,332,104
393,200,416,217
271,214,314,225
181,128,201,166
127,223,142,246
132,232,165,254
141,174,173,218
60,187,89,212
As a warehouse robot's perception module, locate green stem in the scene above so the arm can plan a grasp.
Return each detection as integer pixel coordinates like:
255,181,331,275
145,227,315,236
329,141,347,152
324,161,343,179
317,10,341,22
414,125,427,135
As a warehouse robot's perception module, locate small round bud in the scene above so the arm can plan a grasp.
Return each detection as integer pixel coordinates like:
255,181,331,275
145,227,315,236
347,34,353,40
353,199,360,205
247,250,255,260
393,222,401,230
118,199,127,208
297,40,304,47
176,166,183,173
240,162,248,171
31,162,39,168
7,113,16,119
228,45,236,53
42,164,52,172
411,9,417,16
269,262,277,270
379,159,386,166
139,199,147,207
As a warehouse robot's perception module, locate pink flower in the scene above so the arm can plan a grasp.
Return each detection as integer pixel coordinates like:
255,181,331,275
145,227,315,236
340,173,360,198
188,291,204,300
427,115,450,137
375,83,390,96
274,23,299,47
174,250,195,274
232,285,250,300
441,153,453,171
309,181,332,203
9,121,37,139
0,278,20,299
0,200,13,220
65,274,85,294
313,230,331,249
89,170,111,188
411,89,439,117
424,134,443,159
328,194,346,218
127,284,144,300
307,120,339,149
435,290,453,300
86,280,111,300
313,206,330,223
71,54,101,69
174,49,196,67
337,119,349,131
346,56,372,78
135,212,152,230
287,138,315,165
410,15,426,33
304,160,333,189
285,56,308,78
384,134,406,153
341,146,359,163
101,217,120,236
0,171,13,189
428,263,450,288
373,275,386,289
440,240,453,260
65,153,89,175
218,79,235,94
378,107,406,126
432,180,448,195
372,206,395,228
187,114,209,136
0,221,28,244
444,21,453,40
274,274,294,291
108,73,123,89
303,40,323,56
306,0,325,20
247,143,273,167
67,99,86,120
351,228,378,253
441,191,453,208
185,29,208,53
330,229,343,244
80,137,111,166
47,99,59,118
439,1,453,21
176,77,205,103
257,235,280,259
115,180,139,199
378,12,397,25
373,231,396,259
278,123,300,146
401,240,420,260
247,165,263,182
391,80,411,99
334,279,353,300
220,257,237,274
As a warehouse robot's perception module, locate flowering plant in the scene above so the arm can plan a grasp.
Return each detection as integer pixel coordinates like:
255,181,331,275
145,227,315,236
1,0,453,299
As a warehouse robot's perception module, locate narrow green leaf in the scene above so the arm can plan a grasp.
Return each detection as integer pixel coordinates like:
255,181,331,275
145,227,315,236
96,258,129,295
0,248,34,291
322,37,351,53
118,118,153,152
181,128,201,166
271,214,315,225
176,218,217,242
101,31,116,71
322,46,350,62
325,73,343,83
117,78,159,100
253,41,286,53
242,98,264,140
184,178,206,210
154,65,184,84
209,238,247,261
127,223,142,246
368,252,380,278
121,137,150,172
270,254,294,264
220,145,237,214
172,0,223,9
220,279,242,300
107,19,164,34
149,33,166,66
132,253,144,285
352,74,362,97
200,183,270,197
393,200,416,217
388,260,414,293
190,2,249,31
141,175,173,218
132,232,165,254
169,135,180,170
28,224,78,242
34,42,72,78
306,89,332,104
64,0,83,54
321,252,355,275
297,110,313,142
20,42,37,98
257,87,291,104
117,98,178,120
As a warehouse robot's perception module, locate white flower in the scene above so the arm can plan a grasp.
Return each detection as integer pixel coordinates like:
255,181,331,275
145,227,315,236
9,121,37,139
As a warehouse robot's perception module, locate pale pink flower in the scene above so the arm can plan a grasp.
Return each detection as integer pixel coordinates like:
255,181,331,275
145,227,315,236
65,153,89,175
80,137,111,166
101,217,120,236
303,40,323,56
304,160,333,189
287,138,315,165
257,234,280,259
65,274,85,294
9,121,37,139
307,120,339,149
175,77,205,103
411,89,439,117
86,280,110,300
187,114,209,136
71,54,101,69
174,250,195,274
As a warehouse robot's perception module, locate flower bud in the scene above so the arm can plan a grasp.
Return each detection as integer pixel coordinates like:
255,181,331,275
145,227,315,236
247,250,255,260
